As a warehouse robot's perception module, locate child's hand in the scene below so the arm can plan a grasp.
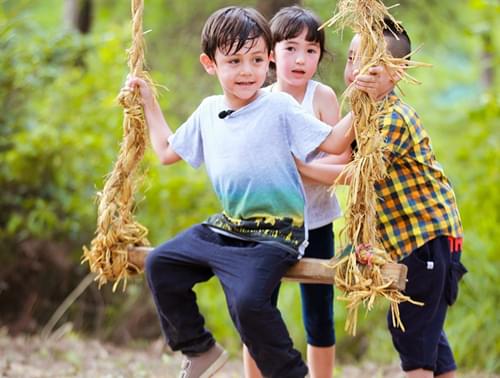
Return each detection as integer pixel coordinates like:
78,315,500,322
124,76,155,107
355,65,403,101
294,158,315,184
353,66,384,100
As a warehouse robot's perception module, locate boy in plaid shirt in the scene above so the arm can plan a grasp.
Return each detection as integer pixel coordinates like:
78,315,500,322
298,20,467,378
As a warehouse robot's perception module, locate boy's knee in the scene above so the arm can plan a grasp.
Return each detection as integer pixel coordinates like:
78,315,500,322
144,247,161,277
234,292,266,323
144,247,176,289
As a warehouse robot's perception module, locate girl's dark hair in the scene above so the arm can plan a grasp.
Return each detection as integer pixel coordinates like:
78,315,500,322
201,7,272,61
269,6,325,61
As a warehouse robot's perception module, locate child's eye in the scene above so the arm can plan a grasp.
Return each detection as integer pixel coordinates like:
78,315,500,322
229,59,240,64
286,46,295,52
254,57,264,63
307,49,318,54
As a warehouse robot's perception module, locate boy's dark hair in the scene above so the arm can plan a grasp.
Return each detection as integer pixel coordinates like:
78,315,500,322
269,6,326,62
201,7,272,62
383,17,412,59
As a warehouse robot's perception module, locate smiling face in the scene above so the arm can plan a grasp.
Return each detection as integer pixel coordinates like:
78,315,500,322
200,37,270,109
272,28,321,89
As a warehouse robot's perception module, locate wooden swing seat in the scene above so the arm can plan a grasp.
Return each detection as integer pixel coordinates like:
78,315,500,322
128,247,408,290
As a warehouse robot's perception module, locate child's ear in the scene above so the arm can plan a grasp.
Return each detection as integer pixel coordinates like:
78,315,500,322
200,53,216,75
269,50,275,63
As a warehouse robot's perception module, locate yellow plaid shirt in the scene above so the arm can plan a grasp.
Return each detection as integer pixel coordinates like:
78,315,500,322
375,92,463,260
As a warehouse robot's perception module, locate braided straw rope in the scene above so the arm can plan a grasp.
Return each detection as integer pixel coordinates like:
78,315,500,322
321,0,426,335
82,0,153,292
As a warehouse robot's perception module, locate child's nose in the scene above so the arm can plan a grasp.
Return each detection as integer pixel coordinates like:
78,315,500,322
240,61,252,75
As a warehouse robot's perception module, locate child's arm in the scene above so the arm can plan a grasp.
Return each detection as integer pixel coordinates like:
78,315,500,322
315,84,340,127
318,65,393,155
296,160,349,185
317,112,354,155
315,84,353,162
314,153,352,165
126,77,181,165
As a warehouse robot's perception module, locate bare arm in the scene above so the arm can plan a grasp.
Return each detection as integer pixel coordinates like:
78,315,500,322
318,112,354,155
126,77,181,165
314,153,352,165
314,85,353,161
297,160,350,185
316,65,393,156
315,83,340,127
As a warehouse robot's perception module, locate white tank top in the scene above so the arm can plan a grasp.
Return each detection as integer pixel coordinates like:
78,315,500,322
299,80,342,229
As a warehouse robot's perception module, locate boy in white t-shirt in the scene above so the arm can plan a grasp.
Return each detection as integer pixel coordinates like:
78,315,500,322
126,6,354,378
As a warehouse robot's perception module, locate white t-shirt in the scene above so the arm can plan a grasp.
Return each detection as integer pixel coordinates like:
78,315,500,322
168,90,332,255
267,80,342,229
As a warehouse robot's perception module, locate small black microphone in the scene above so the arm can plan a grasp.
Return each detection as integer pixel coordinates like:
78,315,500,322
218,109,234,119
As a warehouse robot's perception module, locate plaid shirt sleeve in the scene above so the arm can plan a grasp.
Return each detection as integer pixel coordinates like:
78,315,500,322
380,109,411,161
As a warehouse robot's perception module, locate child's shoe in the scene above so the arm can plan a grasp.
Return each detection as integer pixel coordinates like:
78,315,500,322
178,343,228,378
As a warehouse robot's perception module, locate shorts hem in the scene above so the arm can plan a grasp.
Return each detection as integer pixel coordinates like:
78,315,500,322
306,338,336,348
435,364,457,376
402,362,434,372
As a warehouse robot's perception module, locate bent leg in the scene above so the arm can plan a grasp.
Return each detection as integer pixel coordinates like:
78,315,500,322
242,286,280,378
214,239,307,378
145,225,215,355
388,237,457,376
435,332,457,377
243,344,263,378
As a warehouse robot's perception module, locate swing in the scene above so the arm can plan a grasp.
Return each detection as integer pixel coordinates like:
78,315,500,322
127,246,407,289
82,0,415,333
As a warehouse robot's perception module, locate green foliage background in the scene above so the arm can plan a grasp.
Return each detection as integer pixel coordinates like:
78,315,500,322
0,0,498,373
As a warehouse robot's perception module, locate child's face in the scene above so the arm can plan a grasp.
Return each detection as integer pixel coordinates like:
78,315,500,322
344,34,400,100
272,28,321,88
344,34,361,87
200,37,269,109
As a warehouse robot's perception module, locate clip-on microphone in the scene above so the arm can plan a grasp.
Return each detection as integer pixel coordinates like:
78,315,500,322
218,109,235,119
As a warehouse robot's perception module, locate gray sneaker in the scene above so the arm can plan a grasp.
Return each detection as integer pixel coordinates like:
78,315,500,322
178,343,228,378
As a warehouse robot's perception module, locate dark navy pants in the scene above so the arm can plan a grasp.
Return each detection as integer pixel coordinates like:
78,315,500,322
269,224,335,346
388,236,467,374
300,224,335,347
145,224,308,378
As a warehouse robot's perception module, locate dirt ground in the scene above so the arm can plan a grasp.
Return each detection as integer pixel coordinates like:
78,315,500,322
0,328,497,378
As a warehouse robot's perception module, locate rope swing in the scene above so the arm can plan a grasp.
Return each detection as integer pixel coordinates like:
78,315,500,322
81,1,413,327
321,0,428,335
82,0,153,292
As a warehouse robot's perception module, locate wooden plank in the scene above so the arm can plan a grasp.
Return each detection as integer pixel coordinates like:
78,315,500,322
128,247,407,290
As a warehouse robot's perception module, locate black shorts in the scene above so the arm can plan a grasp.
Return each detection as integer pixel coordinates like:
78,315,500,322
388,236,467,374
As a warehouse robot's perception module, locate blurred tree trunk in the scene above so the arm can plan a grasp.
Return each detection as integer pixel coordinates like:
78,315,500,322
64,0,93,34
256,0,302,20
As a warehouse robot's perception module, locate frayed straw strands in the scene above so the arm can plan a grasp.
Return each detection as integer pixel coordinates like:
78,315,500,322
82,0,153,292
321,0,427,335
